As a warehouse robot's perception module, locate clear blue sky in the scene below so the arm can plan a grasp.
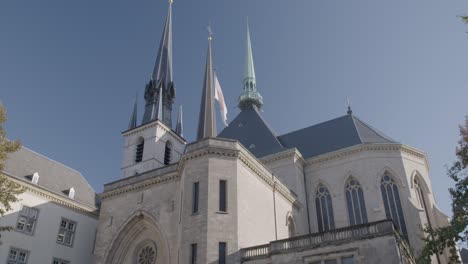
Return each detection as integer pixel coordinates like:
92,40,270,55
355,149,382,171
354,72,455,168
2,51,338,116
1,0,467,216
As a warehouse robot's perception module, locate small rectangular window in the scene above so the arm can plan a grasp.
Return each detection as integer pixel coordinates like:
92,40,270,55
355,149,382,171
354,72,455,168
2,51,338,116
219,180,227,212
52,258,70,264
8,247,29,264
218,242,226,264
190,243,197,264
56,218,77,247
16,206,39,235
192,182,199,213
324,260,337,264
341,256,354,264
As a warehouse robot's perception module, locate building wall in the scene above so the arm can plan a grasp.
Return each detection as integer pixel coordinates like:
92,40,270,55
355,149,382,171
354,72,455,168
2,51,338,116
0,191,97,264
93,176,181,264
243,234,403,264
303,146,450,263
121,120,185,178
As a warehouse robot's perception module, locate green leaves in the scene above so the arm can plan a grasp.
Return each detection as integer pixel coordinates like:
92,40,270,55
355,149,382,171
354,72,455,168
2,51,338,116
417,117,468,264
0,104,24,239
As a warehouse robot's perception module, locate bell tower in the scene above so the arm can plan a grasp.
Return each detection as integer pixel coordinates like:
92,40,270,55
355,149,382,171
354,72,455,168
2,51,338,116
121,0,185,178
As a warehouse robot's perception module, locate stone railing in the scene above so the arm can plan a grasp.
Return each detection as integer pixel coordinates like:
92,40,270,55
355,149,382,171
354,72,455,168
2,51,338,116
240,220,398,262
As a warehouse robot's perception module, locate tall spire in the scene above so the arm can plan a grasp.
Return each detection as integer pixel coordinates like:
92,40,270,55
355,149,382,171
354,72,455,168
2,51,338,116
142,1,176,126
197,27,217,140
128,94,138,130
238,21,263,110
175,105,183,137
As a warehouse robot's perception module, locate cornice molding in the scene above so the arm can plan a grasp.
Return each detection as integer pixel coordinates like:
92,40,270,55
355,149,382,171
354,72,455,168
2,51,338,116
4,175,98,218
122,120,186,145
101,139,300,208
260,148,305,167
304,143,429,170
100,172,179,200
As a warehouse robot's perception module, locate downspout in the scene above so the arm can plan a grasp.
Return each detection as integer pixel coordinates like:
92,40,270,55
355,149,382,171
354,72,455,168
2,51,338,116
272,175,278,240
302,168,312,234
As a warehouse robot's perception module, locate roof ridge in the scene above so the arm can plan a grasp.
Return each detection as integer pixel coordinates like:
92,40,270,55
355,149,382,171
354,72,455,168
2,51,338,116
252,106,285,148
279,114,349,137
349,114,364,143
352,115,397,143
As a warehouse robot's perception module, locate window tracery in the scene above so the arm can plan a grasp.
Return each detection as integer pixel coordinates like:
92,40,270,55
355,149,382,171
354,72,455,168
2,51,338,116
345,177,368,225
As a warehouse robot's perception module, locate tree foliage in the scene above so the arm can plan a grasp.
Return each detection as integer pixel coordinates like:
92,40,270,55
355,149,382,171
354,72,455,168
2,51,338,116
417,117,468,264
0,104,24,235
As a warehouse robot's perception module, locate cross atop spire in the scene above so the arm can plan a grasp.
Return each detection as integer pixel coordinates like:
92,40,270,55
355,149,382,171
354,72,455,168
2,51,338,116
197,27,217,140
141,1,176,127
238,21,263,110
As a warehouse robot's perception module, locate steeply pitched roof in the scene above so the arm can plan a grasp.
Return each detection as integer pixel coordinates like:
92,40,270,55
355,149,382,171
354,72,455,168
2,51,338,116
2,147,98,208
218,105,285,157
278,114,397,158
461,248,468,264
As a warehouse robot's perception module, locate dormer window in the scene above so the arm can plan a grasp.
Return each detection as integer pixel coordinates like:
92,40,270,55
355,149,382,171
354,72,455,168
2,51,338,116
31,172,39,184
68,187,75,199
135,137,145,163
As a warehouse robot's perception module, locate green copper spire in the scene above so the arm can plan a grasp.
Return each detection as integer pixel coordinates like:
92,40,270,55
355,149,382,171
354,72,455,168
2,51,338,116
238,22,263,110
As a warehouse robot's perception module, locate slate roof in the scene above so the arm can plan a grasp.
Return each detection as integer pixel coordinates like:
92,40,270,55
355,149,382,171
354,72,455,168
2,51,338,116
218,108,397,159
2,146,98,208
461,248,468,264
278,114,396,158
218,105,285,157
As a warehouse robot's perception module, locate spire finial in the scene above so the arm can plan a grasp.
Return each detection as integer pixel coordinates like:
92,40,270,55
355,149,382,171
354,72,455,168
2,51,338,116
347,97,353,115
197,29,217,140
238,20,263,110
207,22,214,41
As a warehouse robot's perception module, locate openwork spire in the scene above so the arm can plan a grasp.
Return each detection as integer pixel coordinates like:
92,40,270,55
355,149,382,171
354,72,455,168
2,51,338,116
238,22,263,110
142,1,175,126
197,28,216,140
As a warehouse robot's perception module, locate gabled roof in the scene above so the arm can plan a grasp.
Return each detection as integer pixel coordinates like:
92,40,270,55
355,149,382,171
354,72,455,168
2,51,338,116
278,114,397,158
2,147,98,208
218,105,285,157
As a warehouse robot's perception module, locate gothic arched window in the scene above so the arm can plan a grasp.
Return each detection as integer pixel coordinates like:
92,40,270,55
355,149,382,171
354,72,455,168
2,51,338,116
164,141,172,165
345,177,368,225
381,172,408,239
414,178,426,209
315,184,335,232
135,137,145,163
287,216,296,237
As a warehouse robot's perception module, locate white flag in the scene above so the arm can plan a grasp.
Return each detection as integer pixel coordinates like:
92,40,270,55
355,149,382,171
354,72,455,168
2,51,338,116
214,71,228,126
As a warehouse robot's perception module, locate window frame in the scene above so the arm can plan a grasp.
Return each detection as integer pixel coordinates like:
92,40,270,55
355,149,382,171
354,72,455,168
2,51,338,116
192,182,199,214
190,243,197,264
7,247,30,264
15,205,39,236
380,172,408,240
345,178,368,226
315,184,335,232
52,258,70,264
56,217,77,247
164,141,172,165
135,137,145,163
218,242,227,264
219,180,227,212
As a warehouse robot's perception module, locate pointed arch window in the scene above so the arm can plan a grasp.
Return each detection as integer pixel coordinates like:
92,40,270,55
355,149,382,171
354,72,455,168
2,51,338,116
414,178,426,209
315,184,335,232
164,141,172,165
345,178,368,225
287,216,296,237
381,172,408,239
135,137,144,163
